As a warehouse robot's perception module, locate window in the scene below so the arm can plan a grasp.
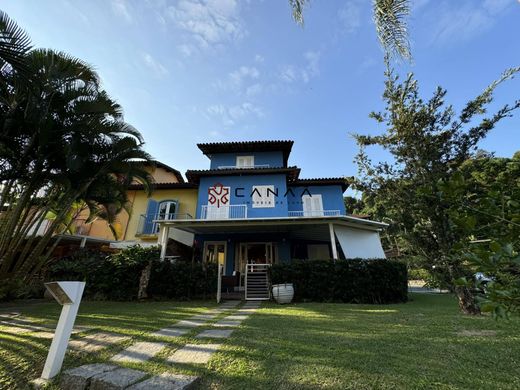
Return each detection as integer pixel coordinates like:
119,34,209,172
236,155,254,168
158,200,177,220
302,194,324,216
252,185,275,208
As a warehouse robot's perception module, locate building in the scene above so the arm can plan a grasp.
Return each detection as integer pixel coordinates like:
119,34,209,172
154,140,388,299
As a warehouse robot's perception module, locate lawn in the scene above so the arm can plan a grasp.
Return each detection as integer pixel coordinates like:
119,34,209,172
1,294,519,389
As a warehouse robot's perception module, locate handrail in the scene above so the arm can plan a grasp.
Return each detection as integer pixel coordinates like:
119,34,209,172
287,210,341,217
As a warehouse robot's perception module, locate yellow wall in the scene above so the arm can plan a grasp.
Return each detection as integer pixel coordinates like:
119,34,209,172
125,188,198,241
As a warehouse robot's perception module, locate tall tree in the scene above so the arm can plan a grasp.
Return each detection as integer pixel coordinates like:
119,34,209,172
354,64,520,314
0,12,153,297
289,0,411,60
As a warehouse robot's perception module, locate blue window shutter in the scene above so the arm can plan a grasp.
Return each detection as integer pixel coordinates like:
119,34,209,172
144,199,158,234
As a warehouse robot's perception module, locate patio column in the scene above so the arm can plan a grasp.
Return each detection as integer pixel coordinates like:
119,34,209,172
159,224,169,260
329,223,338,262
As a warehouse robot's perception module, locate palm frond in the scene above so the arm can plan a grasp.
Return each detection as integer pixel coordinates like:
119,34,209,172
373,0,411,61
289,0,307,26
0,10,32,71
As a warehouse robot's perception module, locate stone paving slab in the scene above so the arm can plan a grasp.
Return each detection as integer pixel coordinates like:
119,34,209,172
90,367,146,390
69,332,130,353
31,331,55,339
167,343,221,364
212,320,242,328
151,327,190,338
189,313,217,321
225,314,248,321
61,363,118,390
127,372,199,390
219,301,241,307
195,329,234,339
175,319,206,328
111,341,166,363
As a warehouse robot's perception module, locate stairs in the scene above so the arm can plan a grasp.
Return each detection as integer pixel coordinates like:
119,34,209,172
245,264,270,300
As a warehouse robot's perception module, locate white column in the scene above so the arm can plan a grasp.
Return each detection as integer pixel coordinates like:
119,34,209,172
79,237,87,248
329,223,338,262
159,225,169,260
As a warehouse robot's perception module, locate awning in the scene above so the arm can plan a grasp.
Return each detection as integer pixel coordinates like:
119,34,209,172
334,225,386,259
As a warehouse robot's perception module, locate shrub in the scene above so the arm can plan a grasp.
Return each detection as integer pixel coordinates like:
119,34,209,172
270,259,407,304
46,246,217,301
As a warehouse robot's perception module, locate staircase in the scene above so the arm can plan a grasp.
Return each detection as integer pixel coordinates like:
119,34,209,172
245,264,270,300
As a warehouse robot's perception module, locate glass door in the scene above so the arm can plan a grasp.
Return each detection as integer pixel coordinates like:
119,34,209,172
204,242,226,272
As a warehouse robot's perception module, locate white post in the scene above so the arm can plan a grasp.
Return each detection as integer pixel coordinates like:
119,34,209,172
79,236,87,248
329,223,338,262
41,282,85,380
159,225,169,260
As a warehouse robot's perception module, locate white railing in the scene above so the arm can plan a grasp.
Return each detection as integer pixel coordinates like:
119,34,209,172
246,264,271,273
200,204,247,220
245,263,271,301
217,164,270,169
288,210,341,217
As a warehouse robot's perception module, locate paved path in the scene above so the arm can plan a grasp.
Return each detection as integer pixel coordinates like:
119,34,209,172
61,300,262,389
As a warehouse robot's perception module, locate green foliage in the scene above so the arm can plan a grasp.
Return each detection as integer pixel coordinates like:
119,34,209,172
148,261,218,300
46,246,217,301
0,12,153,291
354,64,520,314
270,259,407,304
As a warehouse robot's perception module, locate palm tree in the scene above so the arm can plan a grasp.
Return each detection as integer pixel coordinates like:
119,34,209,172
289,0,411,60
0,10,31,72
0,12,153,296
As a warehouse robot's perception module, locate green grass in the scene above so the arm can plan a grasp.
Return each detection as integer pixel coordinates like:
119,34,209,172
1,294,519,389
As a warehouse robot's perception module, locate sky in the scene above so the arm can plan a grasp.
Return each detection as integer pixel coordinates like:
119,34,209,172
2,0,519,187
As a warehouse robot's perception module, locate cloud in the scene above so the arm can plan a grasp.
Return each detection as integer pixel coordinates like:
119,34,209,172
213,65,260,93
141,52,169,78
279,50,321,84
338,0,362,34
167,0,245,54
111,0,133,23
430,0,512,45
207,102,263,126
254,54,264,63
246,83,263,97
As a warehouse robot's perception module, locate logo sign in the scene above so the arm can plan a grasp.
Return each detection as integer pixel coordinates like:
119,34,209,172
208,183,230,208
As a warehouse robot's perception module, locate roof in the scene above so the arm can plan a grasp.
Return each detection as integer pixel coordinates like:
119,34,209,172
130,160,185,183
127,182,198,190
290,177,351,192
186,166,301,184
152,161,185,183
197,140,294,166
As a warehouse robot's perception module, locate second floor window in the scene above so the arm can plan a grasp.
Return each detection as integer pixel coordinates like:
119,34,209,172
158,200,177,220
236,155,254,168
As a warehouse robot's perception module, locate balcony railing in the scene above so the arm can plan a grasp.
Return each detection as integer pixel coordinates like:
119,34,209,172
217,164,270,169
137,213,193,235
288,210,341,217
200,204,247,220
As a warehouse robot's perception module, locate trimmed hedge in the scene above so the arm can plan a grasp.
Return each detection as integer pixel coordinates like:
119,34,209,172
270,259,408,304
46,247,217,300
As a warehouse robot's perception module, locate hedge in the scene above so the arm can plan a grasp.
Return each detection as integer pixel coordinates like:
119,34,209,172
46,247,217,300
270,259,408,304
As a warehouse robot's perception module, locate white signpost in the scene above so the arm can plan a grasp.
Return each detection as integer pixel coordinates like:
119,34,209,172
40,281,85,380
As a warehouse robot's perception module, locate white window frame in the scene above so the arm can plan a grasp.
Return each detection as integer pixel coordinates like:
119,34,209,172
252,185,275,208
236,155,254,168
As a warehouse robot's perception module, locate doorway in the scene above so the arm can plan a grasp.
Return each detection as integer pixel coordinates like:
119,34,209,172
203,241,226,272
237,242,275,274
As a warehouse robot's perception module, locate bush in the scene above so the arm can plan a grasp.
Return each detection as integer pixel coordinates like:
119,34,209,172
46,246,217,301
270,259,407,304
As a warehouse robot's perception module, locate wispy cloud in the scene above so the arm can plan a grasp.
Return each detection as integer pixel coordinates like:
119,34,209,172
279,50,321,84
167,0,245,56
141,52,169,78
338,0,362,34
111,0,133,23
430,0,513,45
206,102,263,127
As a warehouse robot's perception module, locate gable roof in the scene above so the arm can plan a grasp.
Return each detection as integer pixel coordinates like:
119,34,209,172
153,161,185,183
197,140,294,166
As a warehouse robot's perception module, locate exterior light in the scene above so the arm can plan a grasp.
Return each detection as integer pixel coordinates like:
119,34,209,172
40,281,85,380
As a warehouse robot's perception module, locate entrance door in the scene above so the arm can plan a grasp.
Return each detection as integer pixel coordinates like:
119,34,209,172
238,242,275,273
204,242,226,272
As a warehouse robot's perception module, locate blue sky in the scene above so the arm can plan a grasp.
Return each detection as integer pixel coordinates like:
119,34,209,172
3,0,519,185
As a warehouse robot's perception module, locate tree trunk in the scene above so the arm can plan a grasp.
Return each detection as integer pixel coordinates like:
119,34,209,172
455,286,481,315
137,261,152,300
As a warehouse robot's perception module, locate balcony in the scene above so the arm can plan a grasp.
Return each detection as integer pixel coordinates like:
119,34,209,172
288,210,341,217
137,213,193,235
200,204,247,220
